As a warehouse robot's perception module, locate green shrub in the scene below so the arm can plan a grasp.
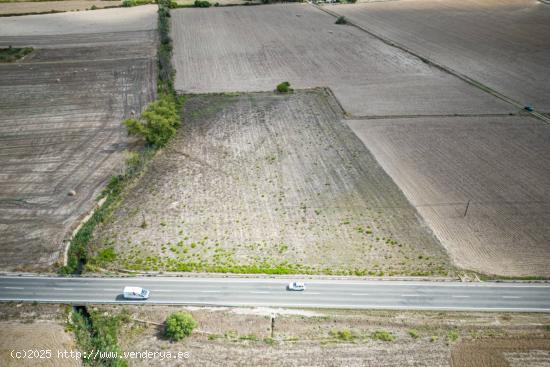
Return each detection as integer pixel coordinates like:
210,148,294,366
335,16,347,25
0,47,33,63
276,81,292,93
371,330,394,342
164,312,197,341
98,247,117,262
408,329,419,339
194,0,211,7
447,330,460,342
123,94,181,147
122,0,136,6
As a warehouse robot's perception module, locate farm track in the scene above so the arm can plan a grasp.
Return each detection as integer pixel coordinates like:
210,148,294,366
0,29,157,271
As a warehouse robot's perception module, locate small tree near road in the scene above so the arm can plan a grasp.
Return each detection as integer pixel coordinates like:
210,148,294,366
164,312,197,341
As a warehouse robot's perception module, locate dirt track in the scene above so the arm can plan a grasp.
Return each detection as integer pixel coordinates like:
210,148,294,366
347,115,550,277
331,0,550,111
0,9,157,271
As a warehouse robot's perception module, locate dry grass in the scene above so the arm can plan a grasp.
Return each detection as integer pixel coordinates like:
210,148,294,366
89,90,452,276
103,304,550,367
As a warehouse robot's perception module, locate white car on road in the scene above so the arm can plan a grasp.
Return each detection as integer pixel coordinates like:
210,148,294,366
287,282,306,291
123,286,150,300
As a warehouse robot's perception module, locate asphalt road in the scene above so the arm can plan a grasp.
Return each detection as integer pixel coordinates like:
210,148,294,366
0,276,549,312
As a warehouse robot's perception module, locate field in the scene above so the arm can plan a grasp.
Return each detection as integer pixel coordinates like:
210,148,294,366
106,305,550,366
0,7,157,271
89,90,452,276
0,0,121,15
171,4,513,117
346,115,550,277
331,0,550,111
0,304,80,367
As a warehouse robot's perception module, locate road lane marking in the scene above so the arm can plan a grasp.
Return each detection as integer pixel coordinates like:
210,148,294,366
351,293,370,296
153,290,173,293
4,287,24,290
250,291,270,294
401,294,421,297
200,290,221,293
54,288,73,291
102,288,118,291
452,295,470,298
304,292,320,295
502,296,521,299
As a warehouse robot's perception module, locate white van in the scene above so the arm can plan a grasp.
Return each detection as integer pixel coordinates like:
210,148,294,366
123,286,150,300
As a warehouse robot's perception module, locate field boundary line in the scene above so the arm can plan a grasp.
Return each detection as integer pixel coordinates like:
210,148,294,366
313,4,550,124
345,113,519,120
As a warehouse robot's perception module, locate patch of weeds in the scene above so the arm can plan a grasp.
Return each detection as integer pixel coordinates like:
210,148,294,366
430,335,438,343
371,330,394,342
408,329,419,339
0,46,33,63
239,334,259,341
447,329,460,343
329,328,356,341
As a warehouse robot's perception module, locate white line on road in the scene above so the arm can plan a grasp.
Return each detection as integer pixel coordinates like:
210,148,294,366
304,292,320,295
250,291,271,294
452,295,470,298
200,290,221,293
54,288,73,291
3,287,24,290
351,293,370,296
401,294,421,297
102,289,118,291
153,290,173,293
502,296,521,299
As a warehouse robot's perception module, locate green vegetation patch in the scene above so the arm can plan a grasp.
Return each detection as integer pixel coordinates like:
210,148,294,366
71,309,130,367
0,47,33,63
164,312,197,341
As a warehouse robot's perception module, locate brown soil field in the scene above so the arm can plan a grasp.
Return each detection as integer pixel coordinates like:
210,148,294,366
0,5,157,35
171,4,513,117
0,304,80,367
346,115,550,277
452,338,550,367
332,0,550,111
0,1,122,15
89,90,452,276
103,305,550,366
0,11,157,271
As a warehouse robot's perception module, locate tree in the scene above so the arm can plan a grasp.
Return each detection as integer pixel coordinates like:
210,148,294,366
164,312,197,341
123,94,180,148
